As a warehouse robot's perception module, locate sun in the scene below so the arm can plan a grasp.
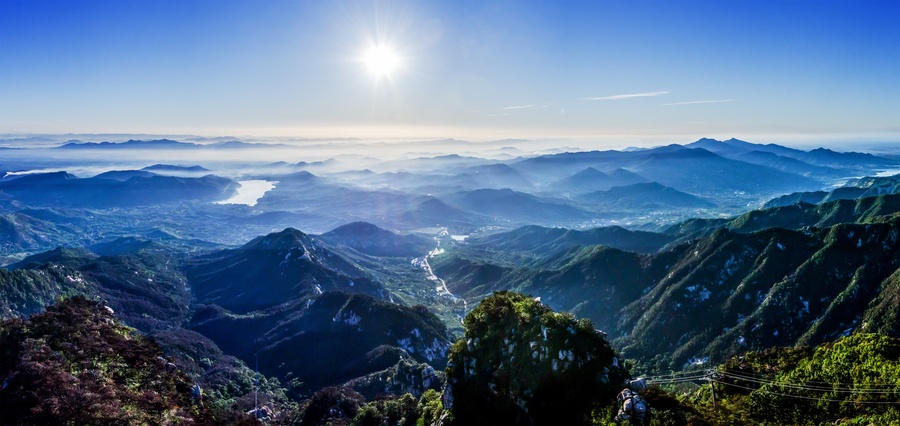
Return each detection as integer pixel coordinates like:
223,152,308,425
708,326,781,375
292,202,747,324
363,45,399,77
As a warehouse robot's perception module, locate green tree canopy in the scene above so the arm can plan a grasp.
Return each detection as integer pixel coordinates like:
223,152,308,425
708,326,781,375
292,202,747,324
445,291,629,425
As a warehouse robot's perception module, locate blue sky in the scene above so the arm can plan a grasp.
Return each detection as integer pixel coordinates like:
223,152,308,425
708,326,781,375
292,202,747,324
1,0,898,143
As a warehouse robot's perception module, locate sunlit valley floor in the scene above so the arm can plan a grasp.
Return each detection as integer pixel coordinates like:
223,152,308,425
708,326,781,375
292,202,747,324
2,136,900,425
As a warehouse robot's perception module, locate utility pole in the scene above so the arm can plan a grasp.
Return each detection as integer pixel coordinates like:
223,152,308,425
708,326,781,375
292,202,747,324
708,369,718,410
255,353,259,419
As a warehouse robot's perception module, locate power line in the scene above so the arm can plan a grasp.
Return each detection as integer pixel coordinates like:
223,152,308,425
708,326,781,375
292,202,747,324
643,371,710,382
646,368,900,403
647,376,709,385
643,370,709,379
714,380,900,405
718,371,900,394
644,373,709,382
721,369,900,388
649,367,900,389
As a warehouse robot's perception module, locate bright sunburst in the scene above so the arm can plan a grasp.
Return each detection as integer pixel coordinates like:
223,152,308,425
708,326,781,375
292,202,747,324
363,45,399,77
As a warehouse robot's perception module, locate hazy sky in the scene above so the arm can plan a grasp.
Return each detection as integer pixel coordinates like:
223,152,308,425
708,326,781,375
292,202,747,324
1,0,898,142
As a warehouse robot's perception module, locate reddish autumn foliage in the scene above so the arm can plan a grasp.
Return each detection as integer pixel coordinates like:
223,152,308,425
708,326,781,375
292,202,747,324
0,296,218,425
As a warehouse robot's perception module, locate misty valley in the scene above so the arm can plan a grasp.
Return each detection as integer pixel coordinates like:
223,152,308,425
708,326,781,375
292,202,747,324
2,136,900,425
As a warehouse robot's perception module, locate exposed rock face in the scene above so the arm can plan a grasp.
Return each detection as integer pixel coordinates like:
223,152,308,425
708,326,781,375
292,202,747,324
344,358,444,400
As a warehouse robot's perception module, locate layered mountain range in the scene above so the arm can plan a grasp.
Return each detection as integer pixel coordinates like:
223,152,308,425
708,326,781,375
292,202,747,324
4,138,895,250
2,136,900,424
4,190,898,384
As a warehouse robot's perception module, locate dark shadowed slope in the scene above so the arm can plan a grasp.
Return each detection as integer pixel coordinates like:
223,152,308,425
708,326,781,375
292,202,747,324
185,228,386,313
190,291,453,393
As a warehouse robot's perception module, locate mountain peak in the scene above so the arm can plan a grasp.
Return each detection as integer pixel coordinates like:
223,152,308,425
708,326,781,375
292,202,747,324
608,168,644,179
724,137,750,144
279,170,318,181
142,164,210,172
571,167,608,178
695,137,722,144
809,147,841,155
273,226,308,239
321,222,430,257
244,227,311,251
324,221,392,238
1,171,78,185
9,246,96,270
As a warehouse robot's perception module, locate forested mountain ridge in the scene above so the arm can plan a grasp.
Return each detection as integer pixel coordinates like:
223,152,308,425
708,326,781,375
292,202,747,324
433,208,900,371
615,217,900,370
686,333,900,425
665,192,900,242
764,174,900,208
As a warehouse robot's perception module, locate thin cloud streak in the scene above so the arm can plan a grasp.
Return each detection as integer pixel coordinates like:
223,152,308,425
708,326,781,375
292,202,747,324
661,99,737,106
502,104,535,110
581,91,669,101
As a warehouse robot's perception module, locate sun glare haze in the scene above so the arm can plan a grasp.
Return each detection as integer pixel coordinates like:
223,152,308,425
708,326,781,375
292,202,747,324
2,2,900,425
363,45,399,77
1,0,897,143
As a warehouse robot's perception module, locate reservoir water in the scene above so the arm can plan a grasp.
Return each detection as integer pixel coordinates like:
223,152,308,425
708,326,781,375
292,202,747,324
876,169,900,177
215,180,276,206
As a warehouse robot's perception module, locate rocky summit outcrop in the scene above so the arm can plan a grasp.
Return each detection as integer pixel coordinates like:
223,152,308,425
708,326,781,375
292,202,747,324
445,291,629,425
